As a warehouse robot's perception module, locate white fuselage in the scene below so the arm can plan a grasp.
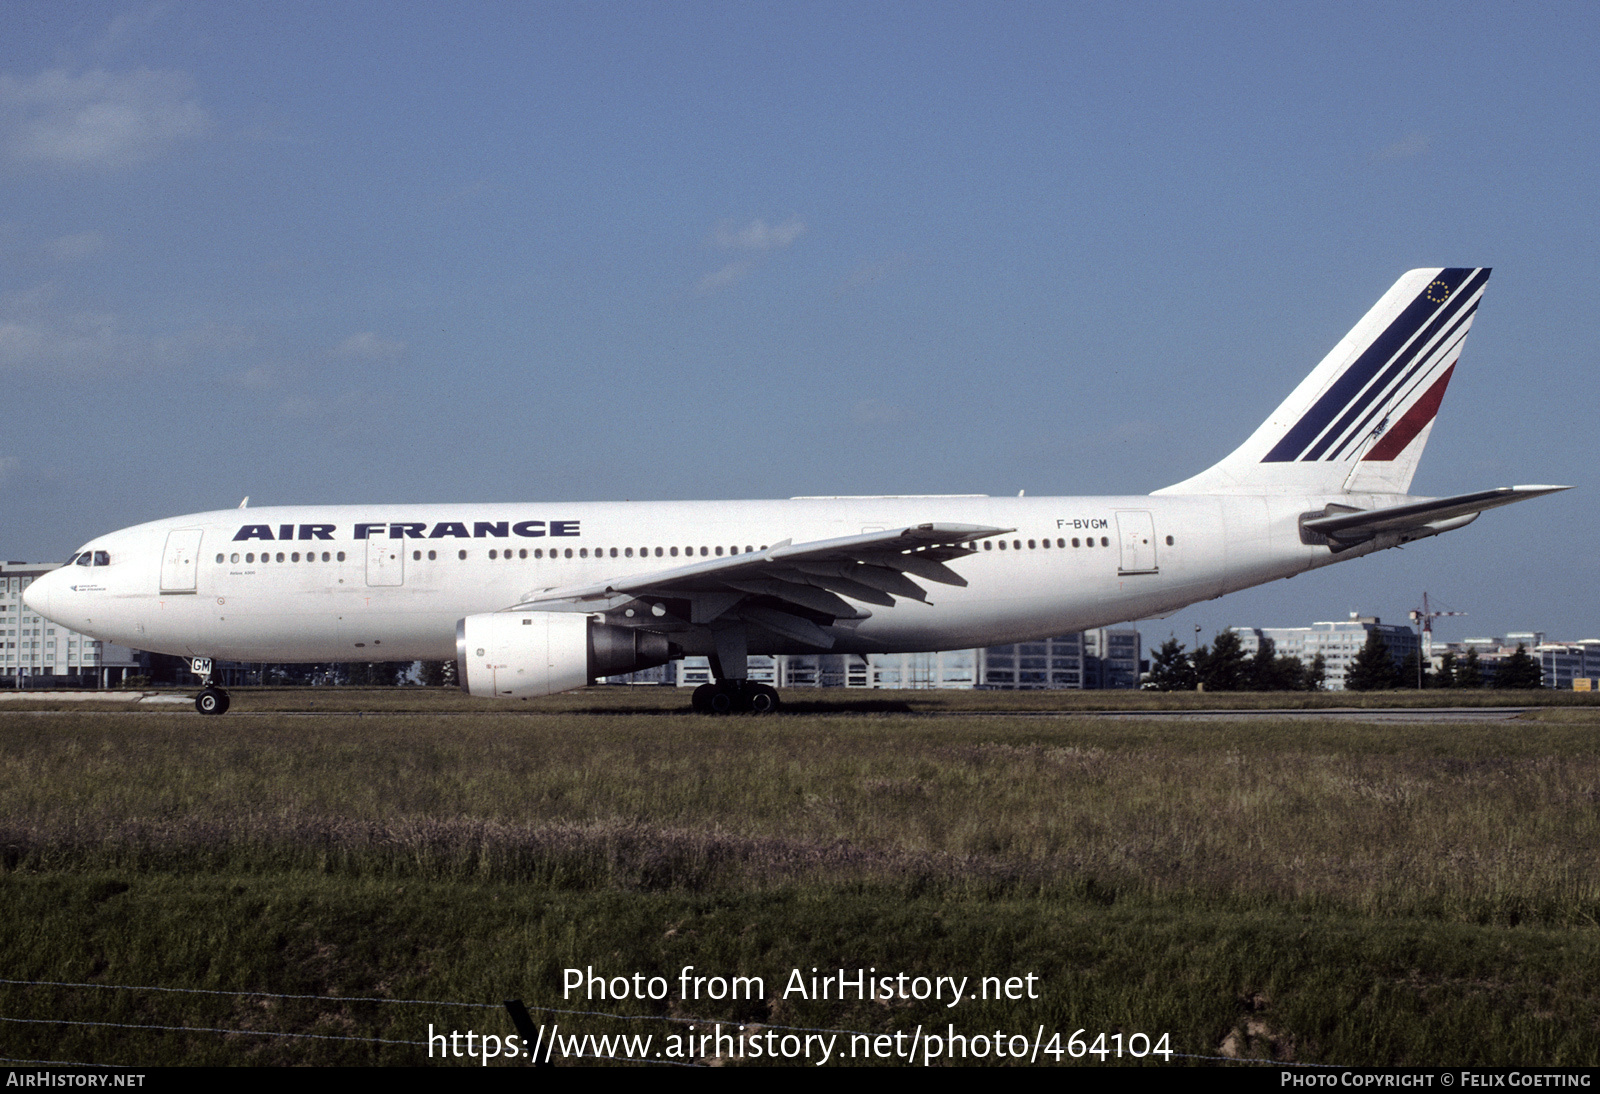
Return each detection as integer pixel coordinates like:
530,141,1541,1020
26,493,1378,663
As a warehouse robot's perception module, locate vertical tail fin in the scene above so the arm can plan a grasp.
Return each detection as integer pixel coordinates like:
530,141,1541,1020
1155,267,1490,497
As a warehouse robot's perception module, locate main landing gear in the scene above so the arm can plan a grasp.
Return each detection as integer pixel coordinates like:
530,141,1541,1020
190,657,232,716
692,628,780,714
691,680,781,715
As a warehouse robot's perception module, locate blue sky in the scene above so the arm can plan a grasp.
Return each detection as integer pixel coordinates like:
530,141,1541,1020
2,2,1593,647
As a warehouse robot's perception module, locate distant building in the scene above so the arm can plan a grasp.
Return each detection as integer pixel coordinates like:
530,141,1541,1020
1440,636,1600,689
1085,627,1143,689
1,562,143,687
666,628,1140,691
1233,615,1418,691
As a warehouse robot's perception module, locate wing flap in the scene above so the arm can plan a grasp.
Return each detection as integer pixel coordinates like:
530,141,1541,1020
510,522,1010,615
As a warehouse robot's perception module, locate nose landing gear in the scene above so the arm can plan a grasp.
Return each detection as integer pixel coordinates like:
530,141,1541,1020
195,686,230,715
189,657,232,715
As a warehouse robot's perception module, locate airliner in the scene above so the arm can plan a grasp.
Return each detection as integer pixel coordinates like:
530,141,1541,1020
24,268,1565,714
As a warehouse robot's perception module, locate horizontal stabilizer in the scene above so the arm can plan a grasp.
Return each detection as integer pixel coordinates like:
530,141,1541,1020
1302,485,1570,546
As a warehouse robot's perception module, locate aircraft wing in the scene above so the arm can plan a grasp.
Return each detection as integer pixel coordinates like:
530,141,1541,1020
508,522,1013,648
1302,485,1570,546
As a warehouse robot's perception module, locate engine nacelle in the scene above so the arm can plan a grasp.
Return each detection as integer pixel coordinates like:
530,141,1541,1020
456,612,677,699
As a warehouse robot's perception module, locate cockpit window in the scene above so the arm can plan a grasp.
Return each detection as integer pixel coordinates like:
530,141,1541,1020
74,552,91,567
93,550,110,566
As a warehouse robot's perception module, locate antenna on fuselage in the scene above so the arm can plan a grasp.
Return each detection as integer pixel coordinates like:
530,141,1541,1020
239,496,249,509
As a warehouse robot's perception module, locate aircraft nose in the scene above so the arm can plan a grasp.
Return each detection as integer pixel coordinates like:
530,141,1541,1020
22,571,53,619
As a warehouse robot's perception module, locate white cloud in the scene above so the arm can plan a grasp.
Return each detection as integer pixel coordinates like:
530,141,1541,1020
94,5,171,55
714,216,806,252
694,260,754,296
0,67,211,169
329,332,406,361
45,230,107,263
0,285,249,374
0,312,129,372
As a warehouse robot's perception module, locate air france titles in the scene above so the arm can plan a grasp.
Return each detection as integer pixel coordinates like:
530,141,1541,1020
232,520,580,542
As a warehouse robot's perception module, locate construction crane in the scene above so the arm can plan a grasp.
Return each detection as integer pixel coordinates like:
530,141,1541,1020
1409,592,1467,660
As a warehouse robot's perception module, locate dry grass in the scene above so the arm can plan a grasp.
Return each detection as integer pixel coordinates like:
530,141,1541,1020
4,699,1599,1066
3,707,1597,924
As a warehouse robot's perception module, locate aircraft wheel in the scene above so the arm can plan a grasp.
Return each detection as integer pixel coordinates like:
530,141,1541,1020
691,683,717,714
195,687,229,716
748,685,781,715
709,688,738,715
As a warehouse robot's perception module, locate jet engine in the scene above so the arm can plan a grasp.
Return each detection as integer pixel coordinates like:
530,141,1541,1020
456,612,678,698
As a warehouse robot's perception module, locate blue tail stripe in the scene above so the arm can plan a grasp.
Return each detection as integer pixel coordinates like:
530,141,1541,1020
1320,300,1479,462
1262,267,1479,463
1302,268,1488,462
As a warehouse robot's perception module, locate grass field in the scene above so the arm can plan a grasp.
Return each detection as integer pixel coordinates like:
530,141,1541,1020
2,688,1597,1067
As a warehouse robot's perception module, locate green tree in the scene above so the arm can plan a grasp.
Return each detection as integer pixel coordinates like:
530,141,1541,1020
1244,637,1279,691
1304,652,1327,692
1143,638,1197,691
1435,651,1457,689
1243,636,1308,691
343,662,408,687
1456,648,1484,689
1194,630,1247,691
1344,633,1399,691
1494,644,1543,689
419,660,458,688
1399,650,1430,689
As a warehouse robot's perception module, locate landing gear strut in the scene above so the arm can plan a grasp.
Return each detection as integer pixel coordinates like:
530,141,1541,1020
691,680,781,715
190,657,232,716
690,626,780,714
